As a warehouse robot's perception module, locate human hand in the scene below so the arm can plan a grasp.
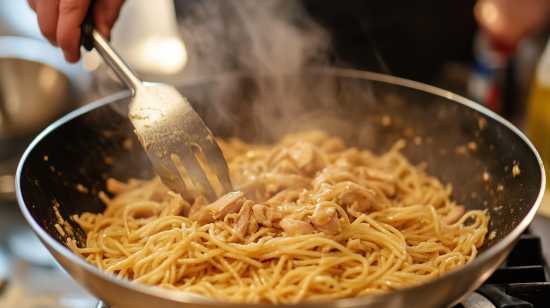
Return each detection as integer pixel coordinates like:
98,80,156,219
28,0,126,63
475,0,550,51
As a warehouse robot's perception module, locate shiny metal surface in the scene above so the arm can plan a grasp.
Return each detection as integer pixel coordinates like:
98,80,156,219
16,69,545,308
0,201,97,308
92,29,232,202
0,37,92,100
0,58,69,138
0,56,69,201
0,36,92,201
460,292,497,308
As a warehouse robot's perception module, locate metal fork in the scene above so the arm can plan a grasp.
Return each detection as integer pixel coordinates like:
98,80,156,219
82,29,232,203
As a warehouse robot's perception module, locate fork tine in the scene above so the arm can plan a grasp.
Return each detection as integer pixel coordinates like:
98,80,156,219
94,29,230,204
146,153,194,202
174,145,218,203
196,137,233,194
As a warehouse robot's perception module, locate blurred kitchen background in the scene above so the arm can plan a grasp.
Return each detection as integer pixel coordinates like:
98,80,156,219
1,0,550,307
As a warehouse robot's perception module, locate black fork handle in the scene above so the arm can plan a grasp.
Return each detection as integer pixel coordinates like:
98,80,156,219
80,0,95,51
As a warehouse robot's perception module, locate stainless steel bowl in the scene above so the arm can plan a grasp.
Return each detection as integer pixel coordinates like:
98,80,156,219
0,57,69,137
0,36,92,200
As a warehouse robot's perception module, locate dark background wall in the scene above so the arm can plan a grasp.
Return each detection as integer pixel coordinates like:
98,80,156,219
303,0,478,84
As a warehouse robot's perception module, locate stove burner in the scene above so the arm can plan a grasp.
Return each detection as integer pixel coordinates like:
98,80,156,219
453,234,550,308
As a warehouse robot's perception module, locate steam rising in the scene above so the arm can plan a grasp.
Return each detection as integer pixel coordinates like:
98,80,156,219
178,0,331,76
174,0,376,144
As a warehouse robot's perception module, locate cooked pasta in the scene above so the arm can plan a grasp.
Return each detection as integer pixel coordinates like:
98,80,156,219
68,131,489,303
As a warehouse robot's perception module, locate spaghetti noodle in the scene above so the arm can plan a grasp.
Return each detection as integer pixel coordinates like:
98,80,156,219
68,131,489,303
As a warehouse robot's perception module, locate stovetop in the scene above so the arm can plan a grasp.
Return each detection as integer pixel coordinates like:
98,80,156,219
452,233,550,308
1,200,549,308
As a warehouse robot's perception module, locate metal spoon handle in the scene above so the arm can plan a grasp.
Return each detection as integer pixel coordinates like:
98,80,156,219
80,1,143,93
91,30,143,92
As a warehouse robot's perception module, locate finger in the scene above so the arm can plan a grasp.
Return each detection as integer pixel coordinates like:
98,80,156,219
94,0,126,40
36,0,60,46
57,0,91,63
28,0,37,12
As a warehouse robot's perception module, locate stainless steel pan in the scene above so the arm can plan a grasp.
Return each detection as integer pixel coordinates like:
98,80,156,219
15,69,545,308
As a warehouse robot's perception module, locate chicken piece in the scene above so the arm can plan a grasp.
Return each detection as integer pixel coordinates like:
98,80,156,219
312,216,341,235
287,141,327,174
209,191,246,220
252,204,284,227
279,218,314,236
230,201,255,241
309,205,341,235
276,203,300,215
188,196,204,217
338,182,385,212
193,198,214,225
264,172,312,194
190,192,246,224
271,159,303,175
161,192,190,217
263,189,302,215
442,205,465,224
266,141,328,177
248,212,259,235
307,181,383,213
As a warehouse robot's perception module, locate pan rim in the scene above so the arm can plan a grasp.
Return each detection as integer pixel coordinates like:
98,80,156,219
15,68,546,307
